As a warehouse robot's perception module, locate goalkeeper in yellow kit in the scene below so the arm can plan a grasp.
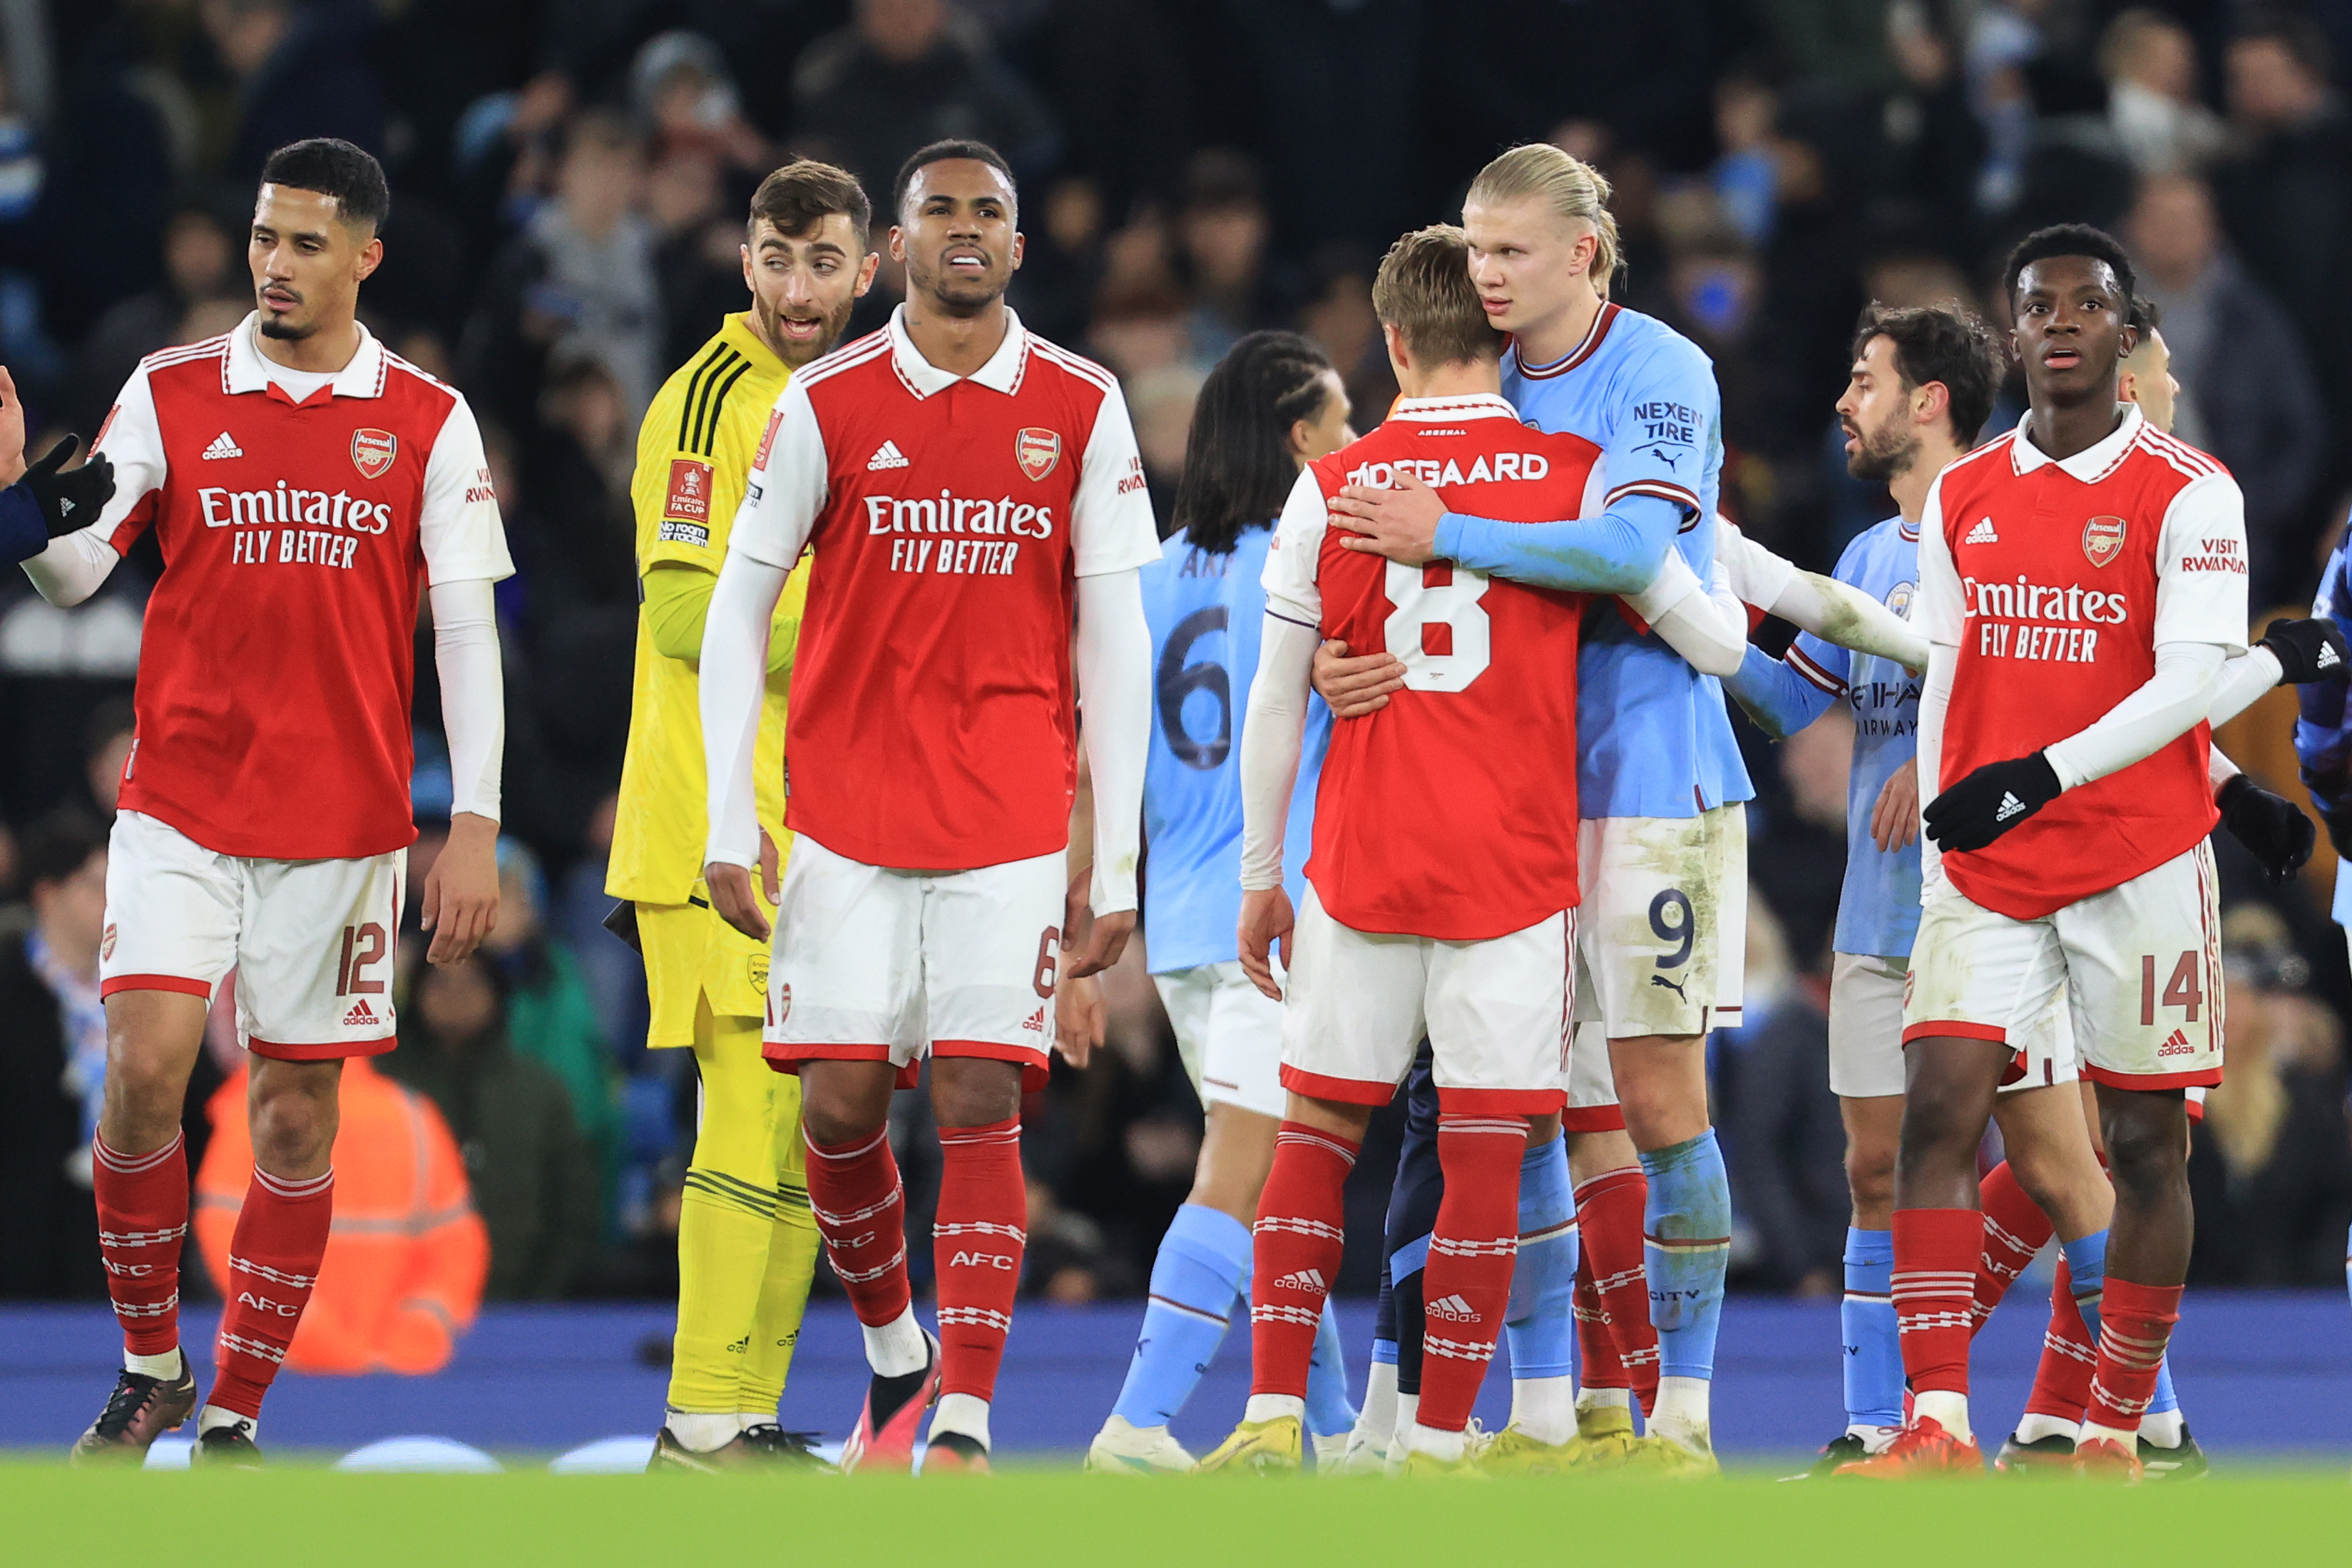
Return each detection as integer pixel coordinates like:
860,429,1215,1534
606,160,878,1470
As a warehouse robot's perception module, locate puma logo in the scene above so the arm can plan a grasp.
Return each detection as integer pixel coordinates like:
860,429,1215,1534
1650,975,1689,1000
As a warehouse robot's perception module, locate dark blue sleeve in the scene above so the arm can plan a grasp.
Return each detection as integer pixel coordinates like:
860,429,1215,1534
0,482,44,564
2297,537,2352,807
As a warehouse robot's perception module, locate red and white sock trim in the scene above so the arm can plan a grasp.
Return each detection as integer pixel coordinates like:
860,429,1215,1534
93,1132,183,1176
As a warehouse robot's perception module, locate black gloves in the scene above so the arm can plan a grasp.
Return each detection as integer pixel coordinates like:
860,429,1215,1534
1923,751,2062,853
2219,773,2316,885
2258,615,2348,685
22,435,114,538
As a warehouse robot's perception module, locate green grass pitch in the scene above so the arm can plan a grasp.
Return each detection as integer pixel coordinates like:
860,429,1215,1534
6,1462,2349,1567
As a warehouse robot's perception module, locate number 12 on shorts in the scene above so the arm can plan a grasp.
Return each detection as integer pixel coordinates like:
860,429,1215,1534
337,923,388,995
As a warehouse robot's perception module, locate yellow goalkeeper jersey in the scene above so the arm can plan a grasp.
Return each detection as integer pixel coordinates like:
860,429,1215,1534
608,312,810,905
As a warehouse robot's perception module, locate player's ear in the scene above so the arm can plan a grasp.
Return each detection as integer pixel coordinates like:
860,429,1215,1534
888,225,907,263
1008,231,1025,272
353,235,384,284
740,243,755,292
854,250,881,298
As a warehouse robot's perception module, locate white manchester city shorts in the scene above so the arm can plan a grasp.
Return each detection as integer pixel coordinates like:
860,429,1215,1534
763,834,1065,1091
1575,805,1748,1041
1155,960,1286,1121
1279,884,1571,1114
1829,951,2079,1100
99,809,404,1059
1903,843,2223,1090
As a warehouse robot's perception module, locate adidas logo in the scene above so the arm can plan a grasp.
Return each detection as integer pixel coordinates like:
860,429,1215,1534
2320,642,2343,672
867,439,910,471
342,998,377,1026
1993,791,2027,822
1021,1005,1046,1033
1272,1269,1326,1293
1964,517,1998,544
1426,1293,1478,1323
2157,1028,2192,1058
202,431,243,461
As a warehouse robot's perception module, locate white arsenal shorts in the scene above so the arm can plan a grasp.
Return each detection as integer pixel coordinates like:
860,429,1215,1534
1831,951,2078,1100
1903,843,2223,1090
763,835,1065,1090
1279,885,1571,1115
1154,961,1285,1120
100,810,404,1059
1574,805,1748,1040
1564,1022,1627,1134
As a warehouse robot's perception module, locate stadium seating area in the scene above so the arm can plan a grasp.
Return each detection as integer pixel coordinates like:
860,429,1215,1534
3,0,2352,1327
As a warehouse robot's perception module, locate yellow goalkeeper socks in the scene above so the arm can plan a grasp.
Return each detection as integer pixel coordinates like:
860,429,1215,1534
739,1191,819,1416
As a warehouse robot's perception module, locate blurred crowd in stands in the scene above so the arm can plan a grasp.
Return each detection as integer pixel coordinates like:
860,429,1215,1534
3,0,2352,1318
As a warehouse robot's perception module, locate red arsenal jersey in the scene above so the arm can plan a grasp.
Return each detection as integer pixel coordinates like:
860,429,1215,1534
1918,406,2248,919
90,316,512,860
1262,394,1600,940
727,307,1160,870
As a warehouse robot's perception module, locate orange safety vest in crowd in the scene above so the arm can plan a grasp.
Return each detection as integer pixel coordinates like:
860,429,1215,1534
195,1059,489,1374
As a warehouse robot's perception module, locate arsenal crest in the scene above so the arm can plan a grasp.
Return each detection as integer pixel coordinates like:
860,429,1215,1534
1016,426,1062,482
352,428,398,480
2082,514,2126,568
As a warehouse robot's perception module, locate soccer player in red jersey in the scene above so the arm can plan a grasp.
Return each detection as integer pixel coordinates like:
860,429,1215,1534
1198,225,1641,1475
699,140,1157,1473
21,139,508,1466
1844,225,2342,1479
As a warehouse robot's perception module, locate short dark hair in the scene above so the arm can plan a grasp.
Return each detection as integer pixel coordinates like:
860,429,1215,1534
1172,331,1339,555
2001,222,2137,313
1371,225,1503,369
750,158,871,244
1852,302,2003,446
2234,9,2333,82
21,809,106,893
892,139,1016,222
2127,293,2163,336
259,138,390,232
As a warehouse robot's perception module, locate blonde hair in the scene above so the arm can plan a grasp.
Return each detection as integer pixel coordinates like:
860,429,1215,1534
1465,143,1622,297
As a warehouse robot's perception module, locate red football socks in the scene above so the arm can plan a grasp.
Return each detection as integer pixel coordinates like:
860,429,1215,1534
1249,1122,1358,1399
1971,1160,2053,1332
803,1126,911,1327
2023,1257,2098,1423
1573,1165,1660,1414
1415,1114,1526,1433
2085,1277,2180,1433
933,1117,1026,1403
209,1165,333,1418
93,1132,189,1358
1891,1207,1983,1397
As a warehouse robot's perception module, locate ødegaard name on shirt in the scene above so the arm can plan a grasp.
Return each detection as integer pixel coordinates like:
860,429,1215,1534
200,481,392,571
1342,452,1552,489
862,491,1053,575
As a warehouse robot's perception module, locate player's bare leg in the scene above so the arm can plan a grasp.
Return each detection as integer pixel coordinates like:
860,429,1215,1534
1199,1094,1374,1475
2072,1085,2194,1479
921,1056,1028,1473
1836,1035,2008,1477
73,991,207,1464
1608,1032,1724,1470
798,1057,941,1472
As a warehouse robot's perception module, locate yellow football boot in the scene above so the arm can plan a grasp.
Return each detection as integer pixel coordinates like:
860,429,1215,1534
1475,1425,1581,1477
1401,1445,1491,1479
1194,1416,1303,1475
1618,1430,1721,1477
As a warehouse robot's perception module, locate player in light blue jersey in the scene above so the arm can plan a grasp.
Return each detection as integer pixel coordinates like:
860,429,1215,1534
1087,332,1359,1474
1315,146,1928,1472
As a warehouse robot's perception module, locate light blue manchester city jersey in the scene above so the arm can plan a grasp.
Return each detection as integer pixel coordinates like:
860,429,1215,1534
1500,303,1754,819
1140,525,1329,974
1724,515,1923,958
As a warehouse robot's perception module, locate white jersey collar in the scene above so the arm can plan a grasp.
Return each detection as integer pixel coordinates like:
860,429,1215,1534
887,302,1030,398
2010,402,2142,484
1389,393,1520,421
223,312,387,401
